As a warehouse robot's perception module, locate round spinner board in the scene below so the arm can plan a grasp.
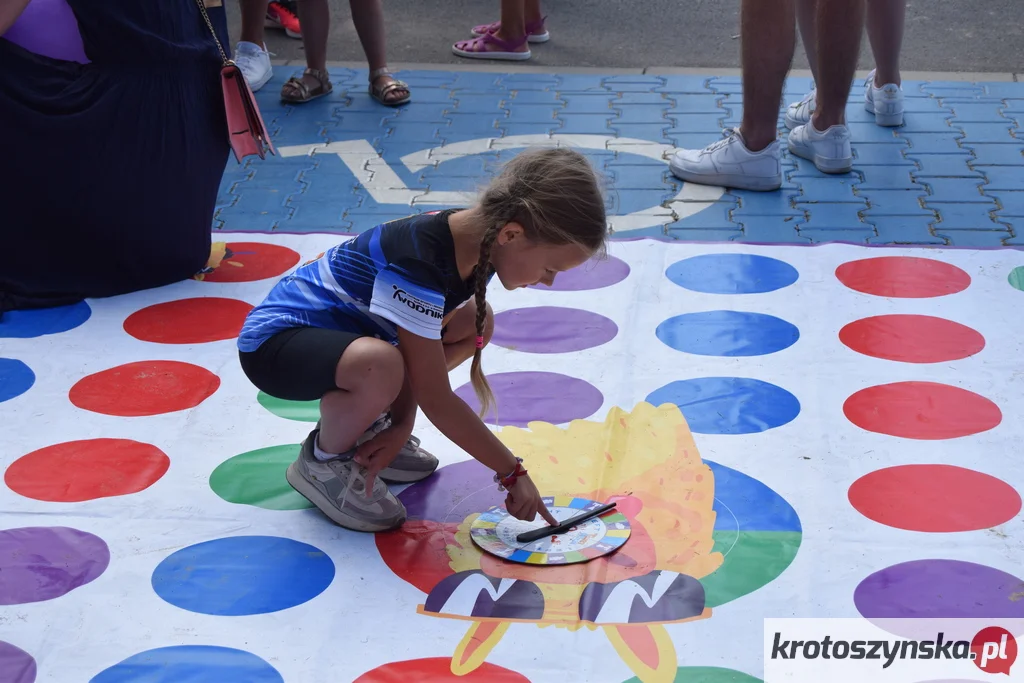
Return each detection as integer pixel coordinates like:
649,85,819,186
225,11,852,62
470,496,631,565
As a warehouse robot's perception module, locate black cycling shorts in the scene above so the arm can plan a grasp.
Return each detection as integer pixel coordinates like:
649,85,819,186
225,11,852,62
238,327,365,402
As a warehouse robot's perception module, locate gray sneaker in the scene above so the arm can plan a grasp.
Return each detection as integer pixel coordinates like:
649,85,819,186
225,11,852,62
286,428,407,532
317,413,439,484
380,433,439,484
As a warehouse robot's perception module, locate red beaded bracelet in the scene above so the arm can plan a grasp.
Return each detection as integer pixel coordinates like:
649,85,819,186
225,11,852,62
495,457,527,491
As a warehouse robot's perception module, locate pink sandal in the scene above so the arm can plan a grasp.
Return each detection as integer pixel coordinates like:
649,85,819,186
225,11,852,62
471,17,549,43
452,32,531,61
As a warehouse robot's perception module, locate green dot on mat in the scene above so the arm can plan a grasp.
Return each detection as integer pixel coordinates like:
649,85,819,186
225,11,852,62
623,667,761,683
1009,266,1024,292
257,391,320,422
209,444,313,510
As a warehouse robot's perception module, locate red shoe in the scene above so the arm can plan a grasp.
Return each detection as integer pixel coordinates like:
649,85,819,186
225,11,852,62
265,1,301,39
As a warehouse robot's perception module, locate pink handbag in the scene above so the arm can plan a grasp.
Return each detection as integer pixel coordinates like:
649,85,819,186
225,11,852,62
195,0,276,163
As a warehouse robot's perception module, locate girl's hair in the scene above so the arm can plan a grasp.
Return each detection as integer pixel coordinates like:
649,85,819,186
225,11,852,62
469,146,608,419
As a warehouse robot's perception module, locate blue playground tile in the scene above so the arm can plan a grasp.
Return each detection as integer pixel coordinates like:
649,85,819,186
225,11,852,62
670,202,739,230
795,203,869,231
283,202,351,232
899,132,967,155
560,94,616,114
798,227,878,244
616,189,677,214
977,83,1024,97
605,164,679,190
382,121,447,143
861,191,931,215
989,191,1024,217
855,165,921,190
928,202,1003,230
897,112,959,133
613,123,672,142
442,112,504,136
869,217,946,244
947,101,1014,122
503,104,562,123
555,75,610,92
933,229,1012,247
654,75,712,94
794,177,863,203
706,78,743,95
843,122,903,143
665,226,746,241
506,90,562,105
611,224,670,239
499,121,559,136
732,221,811,244
958,122,1017,143
497,74,559,90
555,114,614,134
921,84,988,99
448,93,505,112
732,191,801,218
975,165,1024,191
916,178,989,202
664,113,727,132
614,104,673,123
666,95,724,114
602,78,664,93
447,73,502,90
852,143,916,166
613,92,671,106
907,153,983,178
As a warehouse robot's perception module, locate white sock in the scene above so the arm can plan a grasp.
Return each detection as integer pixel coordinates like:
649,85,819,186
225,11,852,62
313,434,350,461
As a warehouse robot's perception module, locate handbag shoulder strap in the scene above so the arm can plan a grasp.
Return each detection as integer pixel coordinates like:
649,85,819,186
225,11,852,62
195,0,231,66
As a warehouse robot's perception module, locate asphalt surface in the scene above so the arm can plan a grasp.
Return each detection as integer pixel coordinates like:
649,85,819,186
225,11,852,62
225,0,1024,74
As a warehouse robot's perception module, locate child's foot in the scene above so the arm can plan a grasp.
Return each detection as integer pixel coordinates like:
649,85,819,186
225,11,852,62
286,428,407,532
380,433,439,483
316,413,439,484
471,17,549,43
452,32,531,61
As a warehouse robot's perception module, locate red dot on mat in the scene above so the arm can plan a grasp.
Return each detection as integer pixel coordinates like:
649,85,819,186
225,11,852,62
843,381,1001,440
849,464,1021,532
69,360,220,416
5,439,170,502
123,297,252,344
839,314,986,363
835,256,971,298
354,658,530,682
194,242,300,283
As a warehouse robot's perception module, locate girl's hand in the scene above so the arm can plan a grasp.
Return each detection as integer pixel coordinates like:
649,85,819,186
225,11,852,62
354,422,412,497
506,475,559,527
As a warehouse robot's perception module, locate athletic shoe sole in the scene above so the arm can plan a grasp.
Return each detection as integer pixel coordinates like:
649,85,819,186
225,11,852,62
286,461,406,533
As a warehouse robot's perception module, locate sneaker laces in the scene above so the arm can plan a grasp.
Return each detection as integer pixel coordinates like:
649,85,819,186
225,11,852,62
704,128,740,154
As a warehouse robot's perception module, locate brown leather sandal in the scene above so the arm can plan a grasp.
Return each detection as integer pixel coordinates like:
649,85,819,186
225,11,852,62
369,67,411,106
280,67,333,103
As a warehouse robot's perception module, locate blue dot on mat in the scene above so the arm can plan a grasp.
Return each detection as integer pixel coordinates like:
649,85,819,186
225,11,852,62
89,645,283,683
656,311,799,356
666,253,799,294
647,377,801,434
0,358,35,403
0,301,91,338
151,535,334,616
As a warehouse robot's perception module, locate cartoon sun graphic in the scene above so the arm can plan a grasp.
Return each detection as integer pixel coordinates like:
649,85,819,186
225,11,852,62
375,403,801,683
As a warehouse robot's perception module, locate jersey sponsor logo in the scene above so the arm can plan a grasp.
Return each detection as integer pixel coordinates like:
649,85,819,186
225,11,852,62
393,285,443,319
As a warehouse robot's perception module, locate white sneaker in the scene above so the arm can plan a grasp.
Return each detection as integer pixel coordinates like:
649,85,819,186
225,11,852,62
864,69,904,126
787,120,853,174
669,128,783,192
234,41,272,92
785,87,816,130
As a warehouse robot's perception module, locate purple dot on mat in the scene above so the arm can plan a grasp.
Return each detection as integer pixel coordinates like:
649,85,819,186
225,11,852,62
0,641,37,683
454,371,603,427
491,307,618,353
529,255,630,292
399,459,504,523
854,559,1024,640
0,527,110,605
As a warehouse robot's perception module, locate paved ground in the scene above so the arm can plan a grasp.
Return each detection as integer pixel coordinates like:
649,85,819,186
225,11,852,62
224,0,1024,74
215,67,1024,246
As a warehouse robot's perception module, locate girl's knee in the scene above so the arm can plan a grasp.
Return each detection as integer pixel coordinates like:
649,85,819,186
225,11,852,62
336,337,404,395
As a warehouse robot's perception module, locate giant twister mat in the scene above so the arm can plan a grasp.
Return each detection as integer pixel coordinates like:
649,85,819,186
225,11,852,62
2,234,1024,683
